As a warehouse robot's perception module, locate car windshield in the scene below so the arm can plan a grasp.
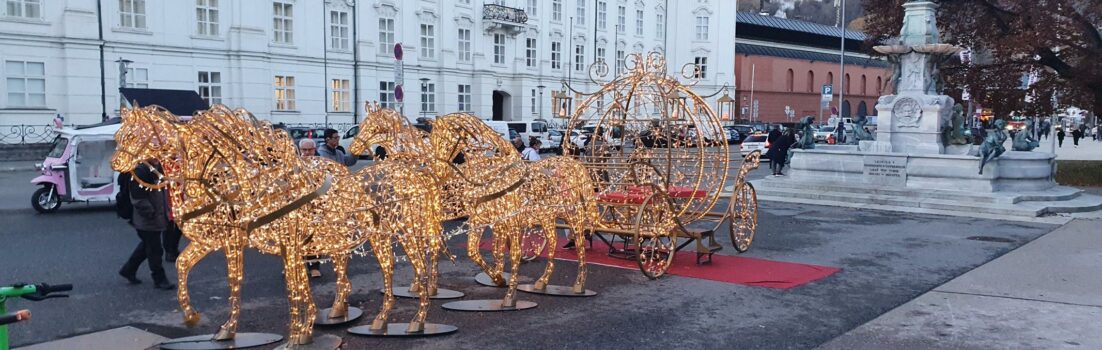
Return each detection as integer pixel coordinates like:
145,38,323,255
820,126,835,132
746,135,768,142
47,137,68,158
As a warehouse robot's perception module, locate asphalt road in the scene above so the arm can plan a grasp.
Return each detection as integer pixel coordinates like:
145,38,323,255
0,168,1055,349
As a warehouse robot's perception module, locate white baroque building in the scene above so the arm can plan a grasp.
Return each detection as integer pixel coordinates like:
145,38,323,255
0,0,735,126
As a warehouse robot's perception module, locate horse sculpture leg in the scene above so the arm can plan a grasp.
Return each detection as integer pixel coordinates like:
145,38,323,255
213,243,245,340
368,235,396,331
533,220,558,291
570,221,590,294
467,225,505,286
501,229,523,308
327,254,351,319
176,241,216,326
398,235,429,333
280,247,315,346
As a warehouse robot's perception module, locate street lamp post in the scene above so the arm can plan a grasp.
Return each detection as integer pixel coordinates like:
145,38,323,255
537,84,545,120
115,58,133,110
419,77,430,122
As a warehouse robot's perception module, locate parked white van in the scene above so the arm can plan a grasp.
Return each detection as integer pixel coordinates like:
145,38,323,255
483,120,550,150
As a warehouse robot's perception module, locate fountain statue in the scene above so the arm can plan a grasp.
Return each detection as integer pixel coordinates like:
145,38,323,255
1011,119,1040,152
943,103,970,146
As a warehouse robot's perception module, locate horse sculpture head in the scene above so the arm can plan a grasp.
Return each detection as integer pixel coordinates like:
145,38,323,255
111,106,184,175
350,103,407,157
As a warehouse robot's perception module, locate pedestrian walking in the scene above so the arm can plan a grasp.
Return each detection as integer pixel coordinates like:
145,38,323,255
162,159,182,263
1072,128,1081,147
1095,125,1101,142
765,128,796,176
295,138,327,278
1057,129,1065,147
317,129,356,166
118,159,175,290
521,137,542,161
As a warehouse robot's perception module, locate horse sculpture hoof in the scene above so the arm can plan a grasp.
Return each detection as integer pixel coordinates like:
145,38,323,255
213,327,235,341
183,313,201,327
501,297,517,308
370,318,387,331
406,321,425,333
533,281,548,290
328,303,348,319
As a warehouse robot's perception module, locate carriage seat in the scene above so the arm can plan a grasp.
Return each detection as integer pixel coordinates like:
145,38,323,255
597,191,648,204
597,185,708,205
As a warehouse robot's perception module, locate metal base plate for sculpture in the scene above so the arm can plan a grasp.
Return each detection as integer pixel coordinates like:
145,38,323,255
313,306,364,326
347,323,458,337
517,283,597,297
159,333,283,350
441,300,538,312
272,334,343,350
384,286,465,299
474,272,532,287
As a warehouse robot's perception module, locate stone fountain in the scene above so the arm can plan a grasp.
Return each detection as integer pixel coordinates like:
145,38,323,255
750,0,1102,218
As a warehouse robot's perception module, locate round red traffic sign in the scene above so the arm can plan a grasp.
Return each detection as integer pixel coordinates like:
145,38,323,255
394,84,404,101
394,43,403,61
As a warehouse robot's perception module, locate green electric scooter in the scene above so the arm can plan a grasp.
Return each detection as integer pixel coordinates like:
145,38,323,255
0,283,71,350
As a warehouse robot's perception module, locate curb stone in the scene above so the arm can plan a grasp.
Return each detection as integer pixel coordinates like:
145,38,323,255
1,165,36,173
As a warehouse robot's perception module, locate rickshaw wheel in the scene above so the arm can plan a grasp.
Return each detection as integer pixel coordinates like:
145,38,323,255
729,183,758,253
32,185,61,213
633,193,677,279
520,226,548,262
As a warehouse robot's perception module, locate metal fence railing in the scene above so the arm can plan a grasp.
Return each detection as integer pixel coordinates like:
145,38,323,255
0,124,73,145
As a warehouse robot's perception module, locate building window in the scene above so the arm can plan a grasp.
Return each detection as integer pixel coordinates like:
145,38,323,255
197,71,221,105
656,12,664,37
575,44,585,71
274,75,295,110
330,10,349,50
196,0,218,36
6,0,40,18
526,37,537,67
597,47,606,63
786,69,794,92
861,75,867,95
827,72,834,86
576,1,585,25
552,0,561,21
5,60,45,107
379,81,395,109
527,0,537,16
694,57,707,79
331,79,350,112
272,1,293,44
458,28,472,62
420,24,435,59
695,16,709,40
807,71,815,92
616,49,625,73
877,76,883,95
378,17,395,55
551,41,562,70
617,6,625,33
597,1,606,29
845,73,851,93
531,89,537,115
635,9,643,36
459,0,469,3
125,67,149,88
119,0,147,29
493,33,506,64
421,82,435,113
458,84,471,112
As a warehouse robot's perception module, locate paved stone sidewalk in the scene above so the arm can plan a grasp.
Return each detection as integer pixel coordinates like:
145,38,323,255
817,218,1102,350
1034,134,1102,161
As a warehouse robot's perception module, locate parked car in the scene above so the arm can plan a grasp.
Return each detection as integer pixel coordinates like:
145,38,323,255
741,134,769,158
722,126,742,144
549,129,587,151
814,126,835,143
287,127,327,147
731,125,755,141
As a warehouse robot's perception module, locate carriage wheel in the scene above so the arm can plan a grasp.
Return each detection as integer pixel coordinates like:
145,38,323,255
729,182,759,253
520,226,548,262
633,193,677,279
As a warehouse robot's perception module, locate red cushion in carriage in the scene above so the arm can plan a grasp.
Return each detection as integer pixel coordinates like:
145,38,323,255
597,191,648,204
624,185,708,199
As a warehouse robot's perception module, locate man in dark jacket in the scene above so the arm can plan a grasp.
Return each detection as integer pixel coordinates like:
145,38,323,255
766,129,796,176
119,159,175,290
766,125,782,145
317,129,357,166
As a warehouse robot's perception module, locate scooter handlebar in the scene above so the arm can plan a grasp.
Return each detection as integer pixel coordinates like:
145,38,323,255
0,310,31,325
38,284,72,294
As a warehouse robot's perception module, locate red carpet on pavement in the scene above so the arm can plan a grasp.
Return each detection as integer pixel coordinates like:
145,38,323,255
469,235,840,289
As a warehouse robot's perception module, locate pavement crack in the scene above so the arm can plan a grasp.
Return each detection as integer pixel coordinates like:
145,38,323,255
931,289,1102,309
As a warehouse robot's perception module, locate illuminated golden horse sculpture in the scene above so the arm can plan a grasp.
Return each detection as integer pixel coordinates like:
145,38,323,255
351,108,599,305
111,106,445,348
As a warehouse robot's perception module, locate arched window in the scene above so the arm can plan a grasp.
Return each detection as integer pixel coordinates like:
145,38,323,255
827,72,834,86
861,75,867,95
807,71,814,92
786,69,794,92
877,76,883,94
845,73,851,94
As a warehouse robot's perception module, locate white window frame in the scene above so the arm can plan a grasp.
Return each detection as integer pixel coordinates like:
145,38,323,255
695,16,709,41
530,89,537,115
378,17,395,55
597,47,606,63
635,9,643,36
576,1,585,25
552,0,562,21
331,78,350,112
493,33,506,64
5,0,41,18
196,0,219,36
525,37,537,68
420,23,435,59
5,60,46,108
273,1,294,44
274,75,296,111
125,67,149,88
617,5,625,33
550,41,562,70
458,28,472,62
119,0,147,29
574,44,585,71
694,57,708,79
527,0,537,17
379,81,395,109
420,82,436,113
656,12,664,37
597,1,606,29
197,71,222,105
330,10,349,50
457,84,471,112
616,49,625,73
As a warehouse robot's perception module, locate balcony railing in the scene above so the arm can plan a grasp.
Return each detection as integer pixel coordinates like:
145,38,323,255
482,4,528,24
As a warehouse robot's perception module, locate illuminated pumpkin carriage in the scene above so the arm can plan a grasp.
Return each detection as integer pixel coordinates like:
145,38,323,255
558,53,761,279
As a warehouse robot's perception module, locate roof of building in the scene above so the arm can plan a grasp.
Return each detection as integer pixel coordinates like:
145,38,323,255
736,12,867,41
736,43,890,68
